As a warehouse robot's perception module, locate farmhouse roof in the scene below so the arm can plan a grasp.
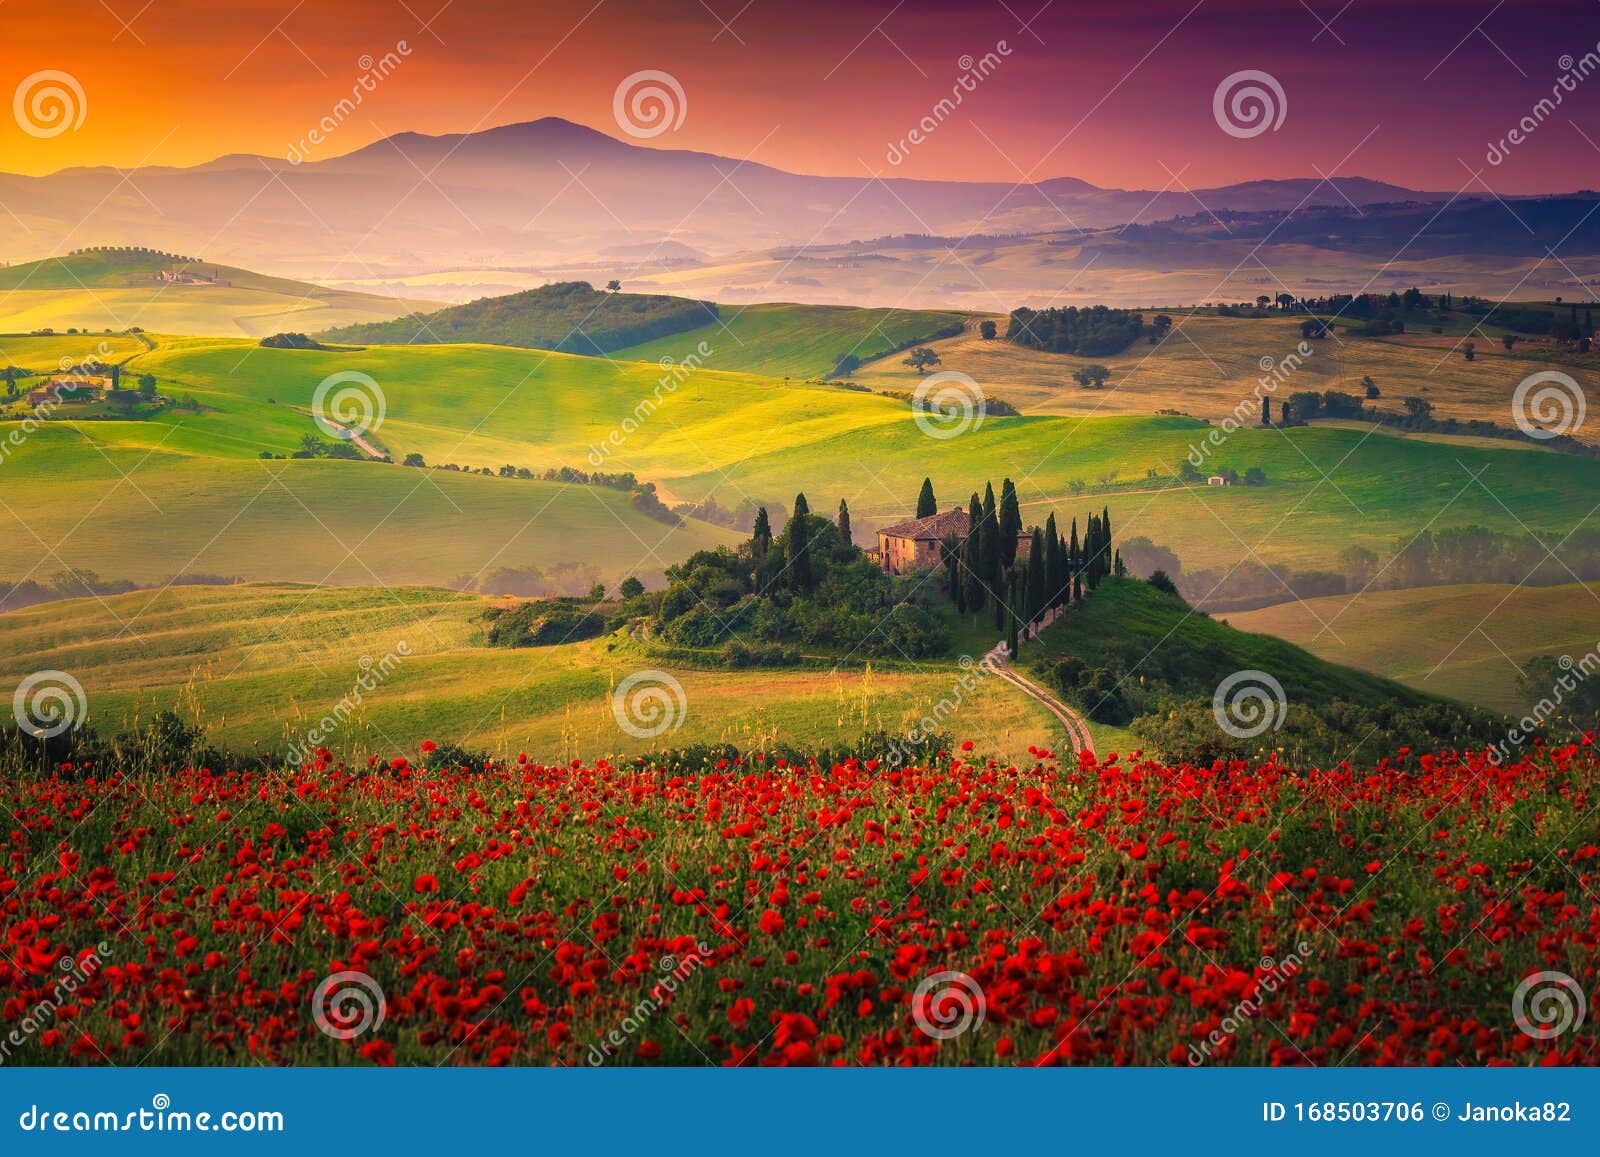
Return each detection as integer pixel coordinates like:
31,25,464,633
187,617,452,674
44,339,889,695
878,507,970,541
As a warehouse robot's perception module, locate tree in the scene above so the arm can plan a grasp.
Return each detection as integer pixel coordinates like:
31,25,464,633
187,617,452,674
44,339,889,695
1043,512,1064,609
4,366,16,398
1025,529,1046,621
787,493,814,591
1361,374,1379,399
998,479,1022,569
1147,569,1180,597
961,493,986,618
402,451,427,468
916,477,937,519
1153,314,1173,333
109,364,121,390
1072,364,1111,389
1501,334,1519,352
751,506,772,562
605,279,621,292
299,434,322,455
837,499,852,547
1463,341,1476,361
832,353,861,378
137,373,157,401
902,346,941,373
979,320,998,340
980,484,1001,627
1243,466,1267,486
619,576,645,599
1068,518,1080,599
1403,396,1434,423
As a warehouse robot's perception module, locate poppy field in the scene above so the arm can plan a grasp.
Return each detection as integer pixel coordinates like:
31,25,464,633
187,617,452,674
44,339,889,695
3,739,1598,1067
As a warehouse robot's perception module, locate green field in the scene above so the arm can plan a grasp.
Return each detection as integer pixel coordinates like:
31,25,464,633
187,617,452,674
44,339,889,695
1227,583,1600,713
0,252,437,337
0,427,736,588
613,302,969,379
7,330,1598,590
0,583,1058,763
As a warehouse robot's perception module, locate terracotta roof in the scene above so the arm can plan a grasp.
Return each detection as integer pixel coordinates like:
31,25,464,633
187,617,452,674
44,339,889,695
878,507,970,541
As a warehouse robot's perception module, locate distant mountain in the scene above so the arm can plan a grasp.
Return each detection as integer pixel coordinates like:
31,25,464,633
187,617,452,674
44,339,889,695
0,117,1448,283
319,280,718,355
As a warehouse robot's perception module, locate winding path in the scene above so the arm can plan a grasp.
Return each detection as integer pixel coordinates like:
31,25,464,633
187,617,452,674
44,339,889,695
988,652,1094,754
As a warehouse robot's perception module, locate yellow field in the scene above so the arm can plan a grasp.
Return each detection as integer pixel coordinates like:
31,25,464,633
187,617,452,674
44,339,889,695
0,583,1060,764
848,315,1599,440
1227,582,1600,712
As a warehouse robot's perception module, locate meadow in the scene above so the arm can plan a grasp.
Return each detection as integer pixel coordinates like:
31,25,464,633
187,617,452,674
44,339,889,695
0,583,1056,764
3,742,1594,1065
0,252,435,337
8,329,1593,590
612,302,968,380
1228,583,1600,713
849,313,1600,440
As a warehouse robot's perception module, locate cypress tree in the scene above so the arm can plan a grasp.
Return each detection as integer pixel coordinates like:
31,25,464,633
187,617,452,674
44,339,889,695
1068,517,1080,588
1113,548,1126,578
837,499,852,547
1026,529,1046,622
788,493,813,591
981,484,1002,628
962,493,986,618
943,536,965,612
751,506,772,562
999,479,1022,569
916,477,937,519
1006,568,1021,656
1043,513,1063,609
1102,505,1112,576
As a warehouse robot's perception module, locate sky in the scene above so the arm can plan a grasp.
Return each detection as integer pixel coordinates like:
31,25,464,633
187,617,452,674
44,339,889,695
2,0,1597,193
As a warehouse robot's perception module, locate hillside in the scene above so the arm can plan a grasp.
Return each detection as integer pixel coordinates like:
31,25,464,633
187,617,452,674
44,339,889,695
1021,577,1492,765
0,118,1447,284
318,281,718,355
19,332,1600,596
612,302,969,378
1227,583,1600,713
0,248,438,336
0,582,1054,763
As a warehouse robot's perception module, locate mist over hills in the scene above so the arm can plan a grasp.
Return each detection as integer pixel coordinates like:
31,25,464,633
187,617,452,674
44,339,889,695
2,117,1591,307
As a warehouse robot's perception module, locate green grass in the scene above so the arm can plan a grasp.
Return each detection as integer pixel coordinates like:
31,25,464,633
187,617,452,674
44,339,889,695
17,333,1599,588
1024,577,1435,710
0,582,1058,763
1226,582,1600,713
0,331,151,371
0,427,737,588
613,302,969,379
0,253,438,337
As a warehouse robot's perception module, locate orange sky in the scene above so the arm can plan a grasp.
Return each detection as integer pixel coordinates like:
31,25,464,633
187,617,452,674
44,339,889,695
3,0,1595,192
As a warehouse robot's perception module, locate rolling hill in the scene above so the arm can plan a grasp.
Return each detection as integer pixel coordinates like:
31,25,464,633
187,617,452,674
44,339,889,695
319,280,718,355
10,331,1599,595
0,248,438,337
611,302,969,378
1227,583,1600,713
0,582,1055,763
0,117,1454,287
